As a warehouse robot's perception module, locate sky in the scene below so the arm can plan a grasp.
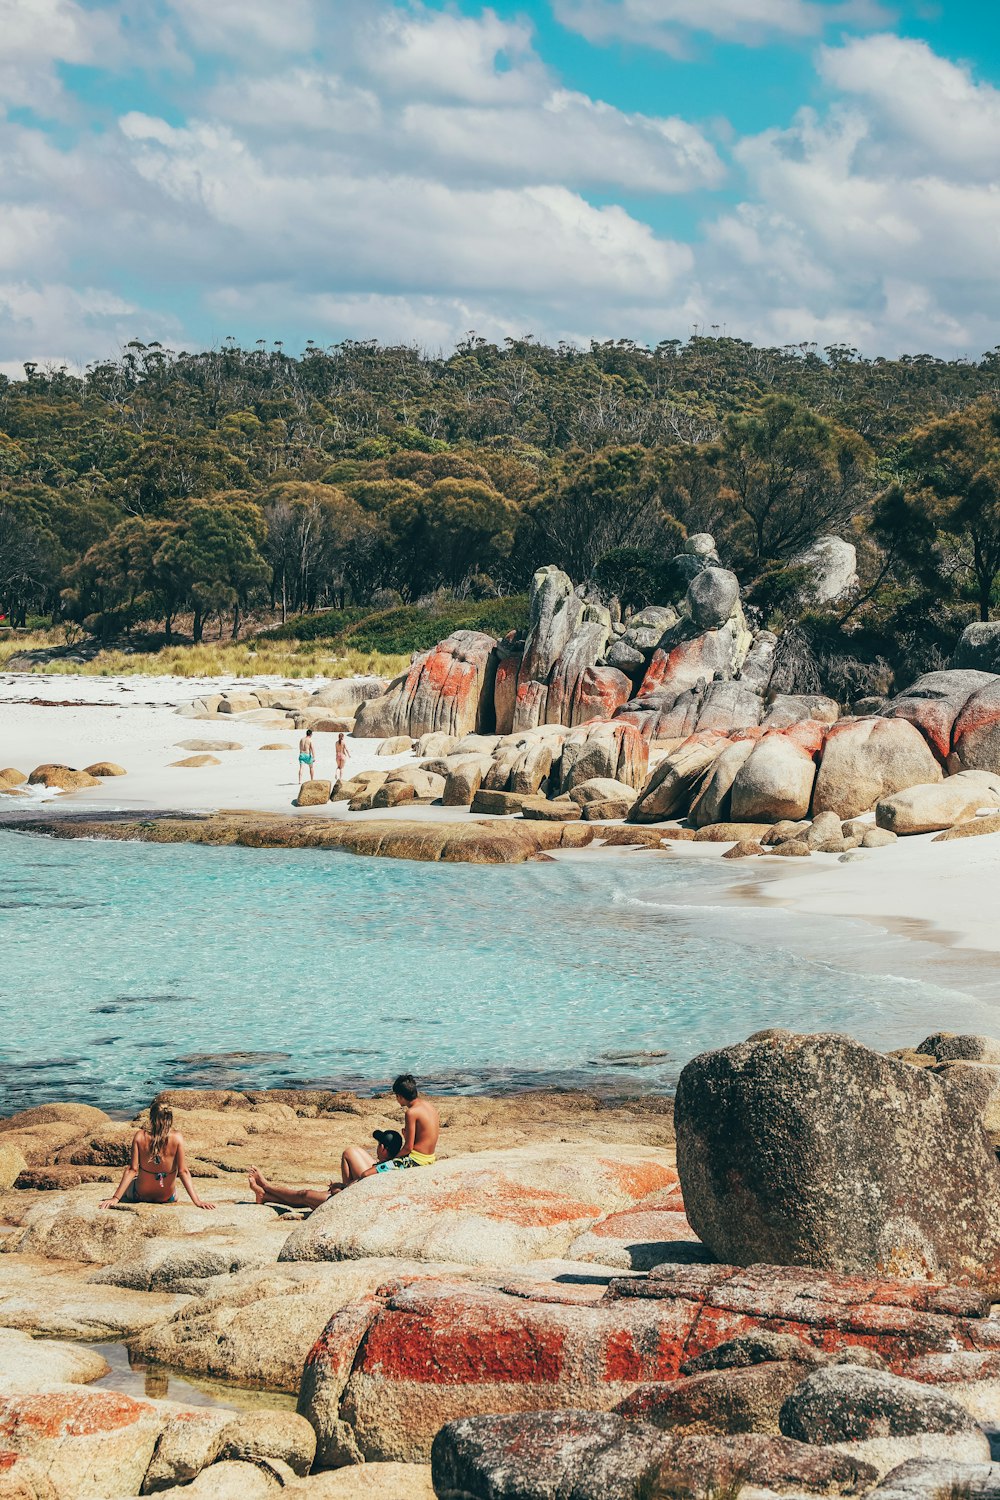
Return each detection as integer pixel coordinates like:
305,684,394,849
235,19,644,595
1,0,1000,373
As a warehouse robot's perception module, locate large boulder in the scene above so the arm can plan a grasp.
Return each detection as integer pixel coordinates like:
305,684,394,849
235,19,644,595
737,631,778,696
952,621,1000,674
543,621,610,727
441,756,492,807
430,1411,668,1500
951,678,1000,774
300,1280,691,1467
792,536,858,605
687,739,757,828
430,1410,883,1499
558,722,648,794
607,1260,999,1368
779,1364,990,1476
354,631,498,740
636,616,752,701
876,770,1000,834
0,1332,109,1393
298,1258,1000,1469
685,567,741,631
511,567,584,731
629,736,727,822
729,734,819,823
279,1146,675,1268
0,1389,163,1499
132,1262,444,1393
880,670,995,761
568,665,633,727
813,718,942,820
674,1031,1000,1290
309,678,388,712
615,1360,809,1437
293,780,332,808
693,680,763,735
27,766,100,792
762,694,840,730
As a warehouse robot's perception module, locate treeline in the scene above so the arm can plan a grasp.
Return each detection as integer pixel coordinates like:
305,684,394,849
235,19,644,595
2,335,1000,689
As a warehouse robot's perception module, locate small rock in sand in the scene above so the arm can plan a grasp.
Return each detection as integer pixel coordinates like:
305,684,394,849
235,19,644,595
171,755,221,769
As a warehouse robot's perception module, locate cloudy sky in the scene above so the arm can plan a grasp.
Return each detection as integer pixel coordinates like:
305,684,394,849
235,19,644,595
2,0,999,372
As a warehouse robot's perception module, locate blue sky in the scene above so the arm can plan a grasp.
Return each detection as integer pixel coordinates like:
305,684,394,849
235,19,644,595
1,0,999,371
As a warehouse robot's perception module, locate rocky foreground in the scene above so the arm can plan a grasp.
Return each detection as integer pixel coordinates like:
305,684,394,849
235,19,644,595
4,1031,1000,1498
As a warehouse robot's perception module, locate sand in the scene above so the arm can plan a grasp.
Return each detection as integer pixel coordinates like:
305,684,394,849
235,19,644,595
3,671,1000,956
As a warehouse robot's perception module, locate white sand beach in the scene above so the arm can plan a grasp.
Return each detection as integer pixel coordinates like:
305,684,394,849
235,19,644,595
3,672,1000,958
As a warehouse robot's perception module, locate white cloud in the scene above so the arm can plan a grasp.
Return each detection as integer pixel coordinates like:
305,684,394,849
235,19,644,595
163,0,318,59
819,34,1000,179
553,0,887,54
1,6,999,370
0,0,125,113
676,33,1000,355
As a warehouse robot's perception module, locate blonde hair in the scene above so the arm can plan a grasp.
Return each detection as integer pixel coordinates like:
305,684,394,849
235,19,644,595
147,1100,173,1162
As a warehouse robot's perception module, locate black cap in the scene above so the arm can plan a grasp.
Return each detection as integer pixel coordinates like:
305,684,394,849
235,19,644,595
373,1128,403,1158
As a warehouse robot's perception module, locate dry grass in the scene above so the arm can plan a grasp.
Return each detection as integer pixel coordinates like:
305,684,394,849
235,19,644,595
0,630,408,682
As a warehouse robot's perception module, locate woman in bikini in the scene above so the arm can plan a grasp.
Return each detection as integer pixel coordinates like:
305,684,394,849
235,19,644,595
99,1100,216,1210
298,728,316,784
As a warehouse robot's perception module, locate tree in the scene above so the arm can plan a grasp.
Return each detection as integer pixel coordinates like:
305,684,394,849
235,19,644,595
721,396,873,565
899,400,1000,621
0,500,52,625
592,543,684,612
156,500,270,640
529,446,679,579
383,477,519,597
263,482,378,616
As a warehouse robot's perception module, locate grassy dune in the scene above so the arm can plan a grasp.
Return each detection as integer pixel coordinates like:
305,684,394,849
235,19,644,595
0,630,409,681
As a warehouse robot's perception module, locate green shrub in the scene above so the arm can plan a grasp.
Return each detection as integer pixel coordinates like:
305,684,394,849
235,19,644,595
260,596,529,654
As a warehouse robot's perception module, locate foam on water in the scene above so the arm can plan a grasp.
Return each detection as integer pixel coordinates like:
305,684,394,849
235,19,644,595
0,830,995,1112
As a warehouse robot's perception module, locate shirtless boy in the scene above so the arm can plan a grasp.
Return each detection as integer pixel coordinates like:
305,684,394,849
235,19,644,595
248,1073,440,1209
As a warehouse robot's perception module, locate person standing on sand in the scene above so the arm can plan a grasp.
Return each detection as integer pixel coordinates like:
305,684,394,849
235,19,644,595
298,727,316,784
335,733,349,779
248,1073,440,1209
99,1100,216,1210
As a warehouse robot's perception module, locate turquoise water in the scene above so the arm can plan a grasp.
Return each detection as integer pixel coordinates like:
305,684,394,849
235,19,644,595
0,830,995,1113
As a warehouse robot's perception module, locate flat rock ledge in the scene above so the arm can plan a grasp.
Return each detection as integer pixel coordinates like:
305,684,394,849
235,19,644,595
0,812,672,865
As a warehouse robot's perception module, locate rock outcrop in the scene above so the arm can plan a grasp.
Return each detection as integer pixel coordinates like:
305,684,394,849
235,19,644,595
674,1031,1000,1290
812,718,942,820
876,770,1000,834
278,1146,675,1267
354,632,498,740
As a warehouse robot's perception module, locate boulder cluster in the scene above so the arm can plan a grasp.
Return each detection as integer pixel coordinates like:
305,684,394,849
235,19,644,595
4,1031,1000,1498
334,545,1000,841
176,679,388,733
0,763,126,797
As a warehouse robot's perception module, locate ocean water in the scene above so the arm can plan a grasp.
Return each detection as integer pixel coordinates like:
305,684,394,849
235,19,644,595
0,830,995,1114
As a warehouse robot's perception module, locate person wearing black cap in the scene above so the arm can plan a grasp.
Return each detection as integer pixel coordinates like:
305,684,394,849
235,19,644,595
247,1127,403,1209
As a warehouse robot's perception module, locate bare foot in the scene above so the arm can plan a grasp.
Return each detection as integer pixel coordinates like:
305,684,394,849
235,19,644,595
247,1168,266,1205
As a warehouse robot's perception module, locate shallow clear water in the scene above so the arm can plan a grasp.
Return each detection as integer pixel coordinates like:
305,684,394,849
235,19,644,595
0,830,996,1113
87,1341,296,1411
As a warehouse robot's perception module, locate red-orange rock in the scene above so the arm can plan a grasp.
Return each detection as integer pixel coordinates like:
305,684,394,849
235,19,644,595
298,1262,1000,1466
0,1390,162,1499
354,631,498,740
951,678,1000,774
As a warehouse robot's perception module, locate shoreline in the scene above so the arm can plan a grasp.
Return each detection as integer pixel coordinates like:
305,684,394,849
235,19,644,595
4,669,1000,971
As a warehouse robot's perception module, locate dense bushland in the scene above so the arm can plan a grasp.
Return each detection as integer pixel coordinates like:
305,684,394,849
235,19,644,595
3,334,1000,684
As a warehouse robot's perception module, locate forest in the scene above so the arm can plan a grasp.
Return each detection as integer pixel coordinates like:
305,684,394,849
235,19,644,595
2,333,1000,696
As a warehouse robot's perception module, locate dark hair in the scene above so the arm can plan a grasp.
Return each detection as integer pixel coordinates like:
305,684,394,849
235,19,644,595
305,728,313,737
372,1128,403,1158
392,1073,418,1103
